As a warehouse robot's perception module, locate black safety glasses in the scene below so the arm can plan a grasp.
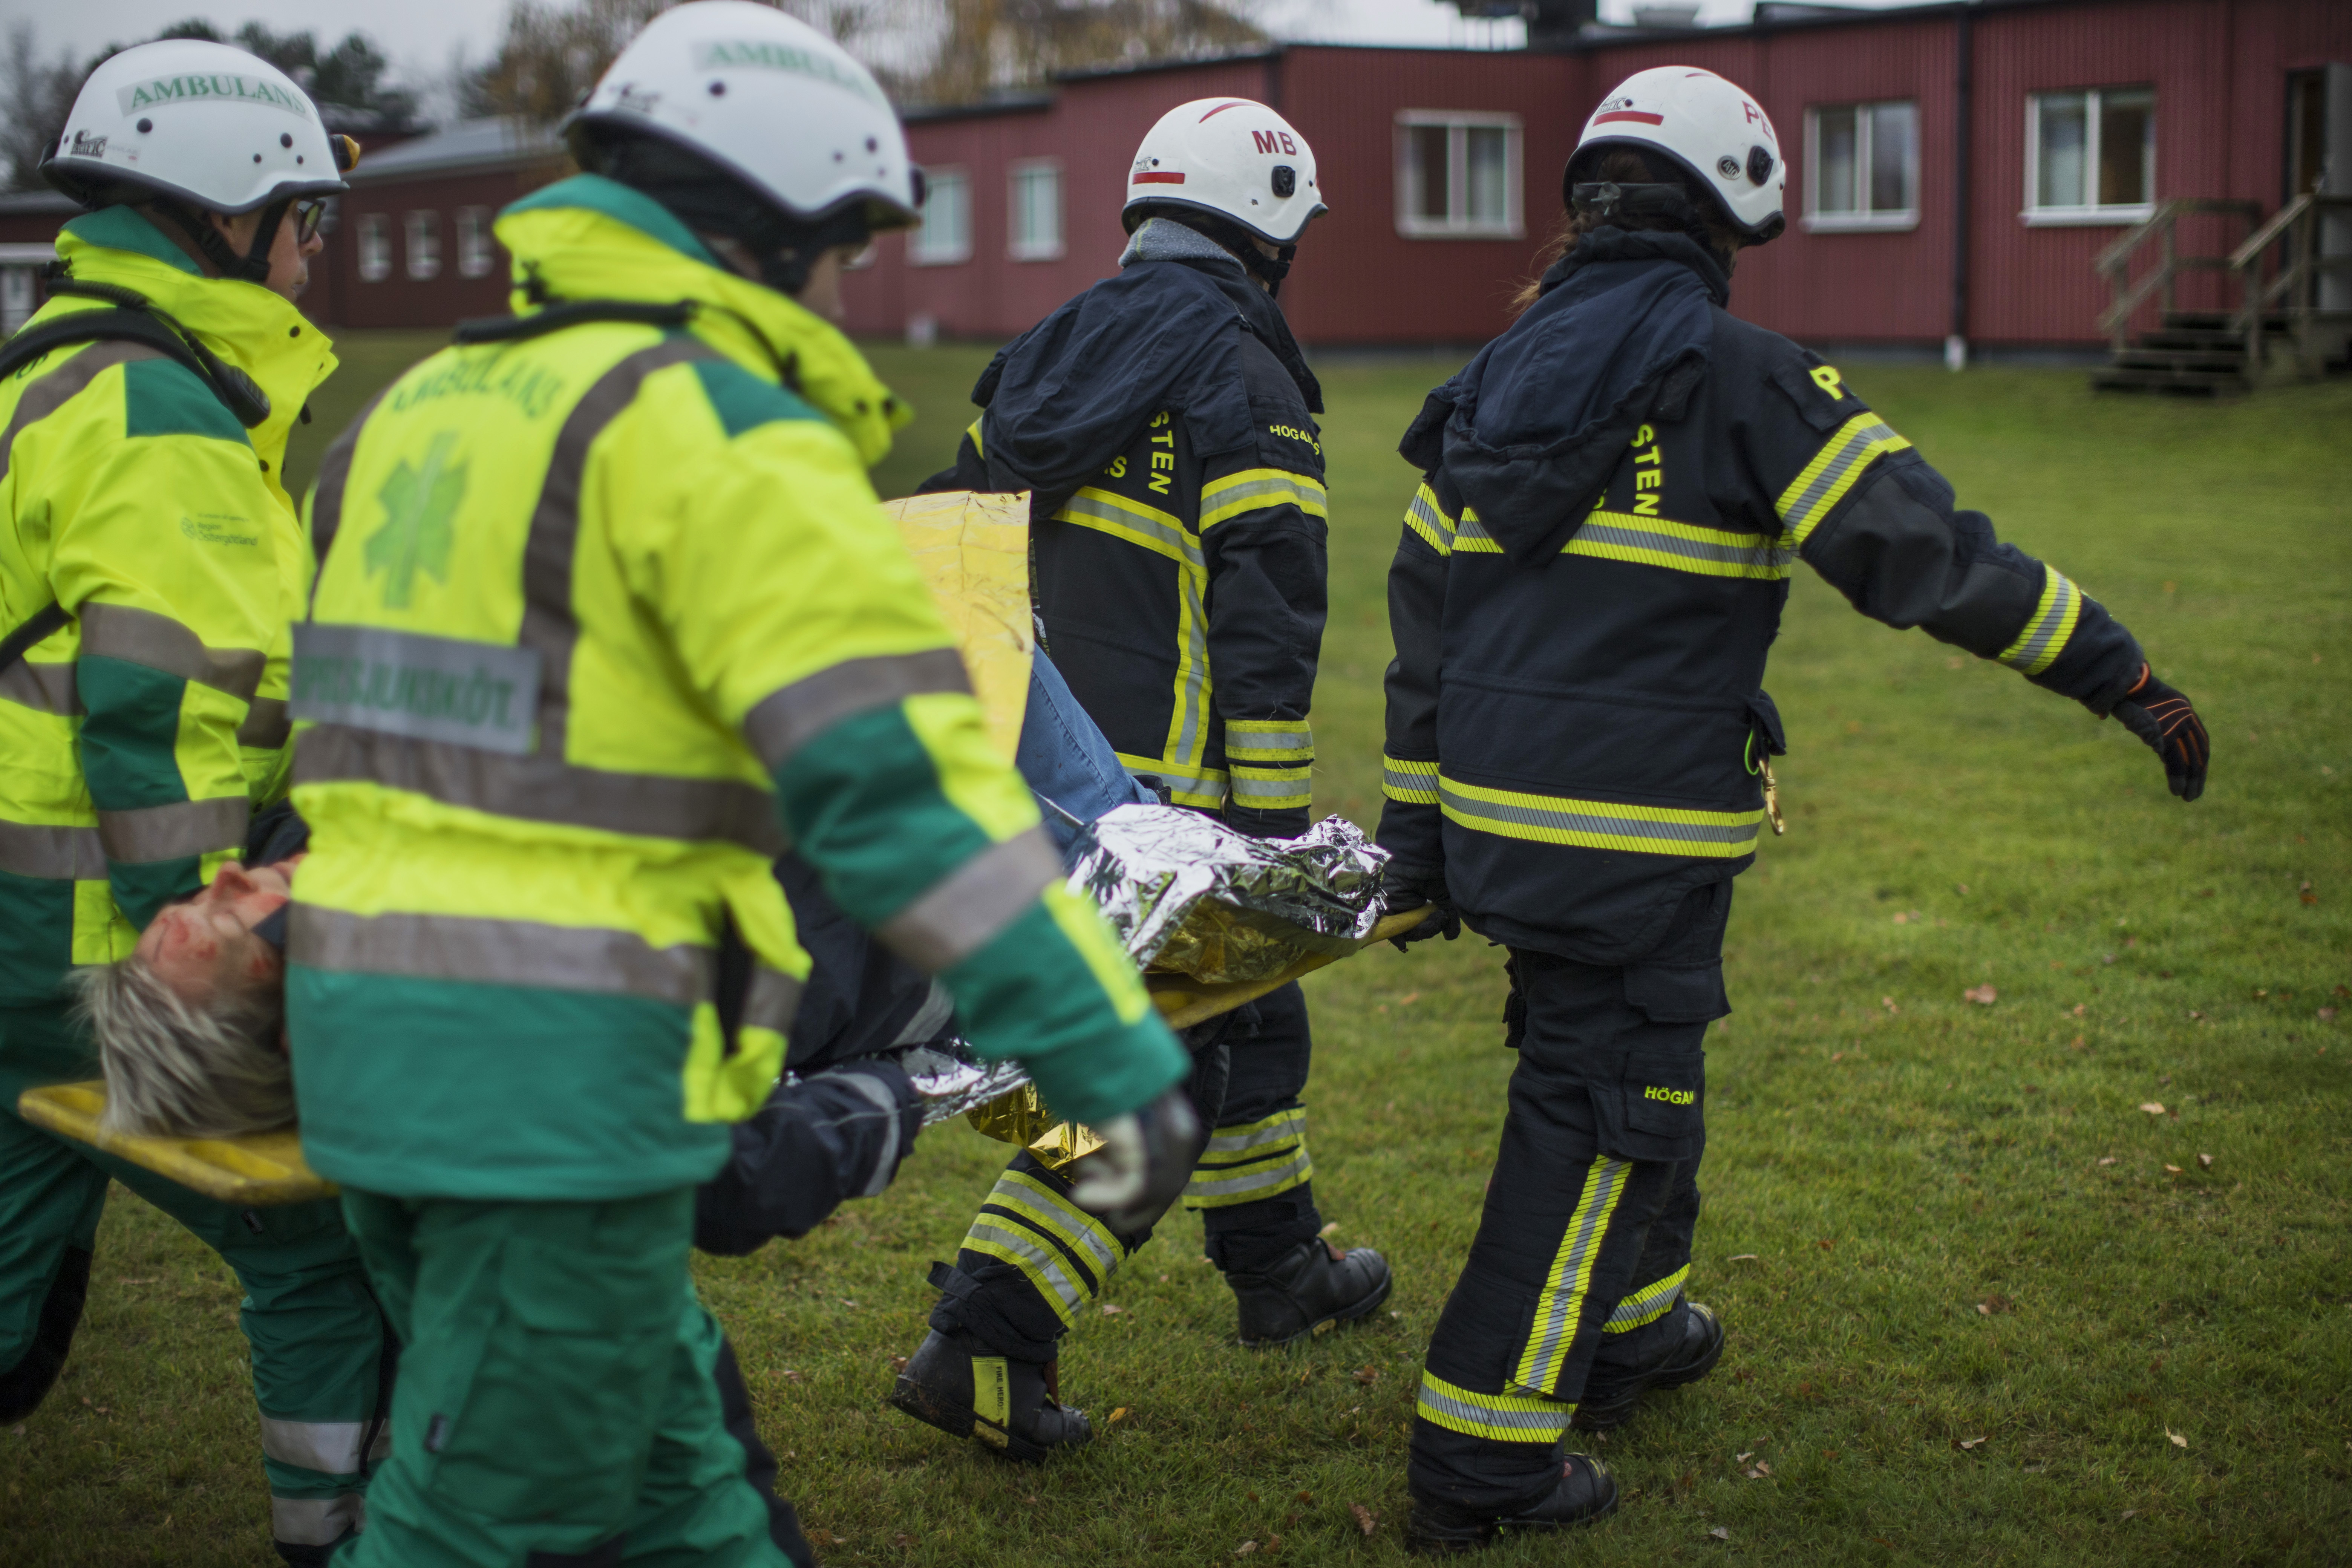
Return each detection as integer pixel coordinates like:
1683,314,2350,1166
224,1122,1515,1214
292,199,330,246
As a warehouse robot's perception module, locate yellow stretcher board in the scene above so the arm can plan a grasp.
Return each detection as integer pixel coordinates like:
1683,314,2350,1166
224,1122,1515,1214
15,1081,336,1205
881,490,1034,762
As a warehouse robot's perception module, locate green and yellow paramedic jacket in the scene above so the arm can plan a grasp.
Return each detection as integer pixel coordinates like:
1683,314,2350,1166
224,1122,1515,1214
0,208,331,1090
1378,230,2145,965
923,250,1328,836
286,177,1186,1202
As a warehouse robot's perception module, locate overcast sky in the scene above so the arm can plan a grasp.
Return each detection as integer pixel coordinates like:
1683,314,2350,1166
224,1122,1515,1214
3,0,1938,112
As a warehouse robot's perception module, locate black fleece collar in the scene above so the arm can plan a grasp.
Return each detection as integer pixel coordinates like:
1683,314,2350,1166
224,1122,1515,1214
1540,227,1731,308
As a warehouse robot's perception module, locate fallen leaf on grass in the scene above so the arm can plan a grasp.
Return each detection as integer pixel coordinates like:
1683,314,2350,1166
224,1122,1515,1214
2300,882,2317,905
888,1355,908,1373
893,1533,917,1549
2164,1164,2184,1174
2023,1464,2048,1474
2322,1008,2340,1023
1964,985,1997,1005
2071,1003,2087,1017
1958,1436,1988,1450
1101,1303,1126,1316
1709,1526,1731,1541
1398,991,1421,1006
806,1529,847,1547
1234,1542,1259,1557
1977,1294,2014,1315
2168,1429,2188,1448
2198,1153,2215,1170
1349,1503,1377,1537
2120,1509,2140,1520
1107,1407,1130,1426
1817,1238,1835,1251
2139,1102,2167,1116
1317,1221,1341,1239
780,1369,805,1384
1881,996,1899,1014
1352,1366,1380,1385
2098,1156,2117,1166
1295,1491,1313,1503
1729,1253,1762,1263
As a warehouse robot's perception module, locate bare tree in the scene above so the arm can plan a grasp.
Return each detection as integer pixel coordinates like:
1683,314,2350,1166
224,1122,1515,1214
1,23,84,191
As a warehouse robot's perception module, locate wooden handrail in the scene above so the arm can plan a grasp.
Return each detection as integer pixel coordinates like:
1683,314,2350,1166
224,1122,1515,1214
2231,193,2313,271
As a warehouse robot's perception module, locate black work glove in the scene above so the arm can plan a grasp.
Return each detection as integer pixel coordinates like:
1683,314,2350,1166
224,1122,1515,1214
1068,1087,1202,1233
2111,666,2210,802
1384,862,1462,950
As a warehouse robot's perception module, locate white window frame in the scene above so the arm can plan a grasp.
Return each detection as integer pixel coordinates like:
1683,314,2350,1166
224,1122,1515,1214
1802,100,1921,233
2023,86,2156,227
404,210,441,280
910,168,972,267
357,213,390,282
455,207,495,278
1007,158,1065,262
1394,111,1524,240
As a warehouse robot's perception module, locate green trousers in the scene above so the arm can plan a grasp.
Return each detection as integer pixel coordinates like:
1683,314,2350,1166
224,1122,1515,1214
338,1186,801,1567
0,1004,390,1563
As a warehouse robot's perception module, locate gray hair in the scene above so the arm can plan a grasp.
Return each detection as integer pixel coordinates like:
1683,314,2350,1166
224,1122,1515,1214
72,956,293,1139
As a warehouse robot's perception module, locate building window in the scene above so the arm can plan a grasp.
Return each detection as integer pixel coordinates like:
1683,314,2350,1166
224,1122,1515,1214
1804,101,1919,231
357,213,390,282
910,169,971,266
1008,161,1064,262
1395,112,1522,239
2025,87,2154,225
456,207,495,278
404,211,441,280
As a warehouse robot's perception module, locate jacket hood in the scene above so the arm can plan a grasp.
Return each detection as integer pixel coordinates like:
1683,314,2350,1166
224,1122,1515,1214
51,207,338,494
494,176,910,469
971,254,1319,499
1400,227,1720,568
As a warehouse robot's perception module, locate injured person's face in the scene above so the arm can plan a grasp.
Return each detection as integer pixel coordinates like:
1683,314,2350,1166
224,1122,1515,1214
138,858,300,1008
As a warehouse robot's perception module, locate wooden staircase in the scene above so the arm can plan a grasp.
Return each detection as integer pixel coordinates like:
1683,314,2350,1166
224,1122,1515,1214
2090,309,2289,395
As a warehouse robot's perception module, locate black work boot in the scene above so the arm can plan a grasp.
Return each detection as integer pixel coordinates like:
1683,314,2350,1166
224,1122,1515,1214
1405,1455,1619,1555
1226,1237,1393,1348
888,1329,1090,1462
1573,1299,1726,1432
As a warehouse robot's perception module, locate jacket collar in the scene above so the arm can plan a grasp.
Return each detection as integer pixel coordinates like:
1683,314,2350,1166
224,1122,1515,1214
52,207,338,474
1539,226,1731,308
494,176,909,468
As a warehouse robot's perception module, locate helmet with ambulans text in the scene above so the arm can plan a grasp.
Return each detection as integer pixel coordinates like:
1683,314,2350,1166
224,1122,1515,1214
1122,97,1326,246
1570,66,1785,242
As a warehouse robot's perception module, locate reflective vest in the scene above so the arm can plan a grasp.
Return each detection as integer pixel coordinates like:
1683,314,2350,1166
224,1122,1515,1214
0,208,331,1085
288,178,1182,1201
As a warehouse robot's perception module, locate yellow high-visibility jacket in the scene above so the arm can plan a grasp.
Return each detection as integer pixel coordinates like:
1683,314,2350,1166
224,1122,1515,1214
0,207,332,1089
287,177,1185,1201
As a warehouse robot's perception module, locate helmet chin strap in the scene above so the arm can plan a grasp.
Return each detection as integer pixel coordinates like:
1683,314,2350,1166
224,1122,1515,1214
1569,181,1727,267
1164,211,1296,296
152,198,287,285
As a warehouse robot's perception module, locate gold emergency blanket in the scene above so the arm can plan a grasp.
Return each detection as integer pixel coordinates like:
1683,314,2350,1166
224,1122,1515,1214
880,489,1034,761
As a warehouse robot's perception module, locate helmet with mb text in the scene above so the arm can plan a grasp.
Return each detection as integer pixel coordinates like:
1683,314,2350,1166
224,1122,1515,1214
1122,97,1326,246
1570,66,1785,242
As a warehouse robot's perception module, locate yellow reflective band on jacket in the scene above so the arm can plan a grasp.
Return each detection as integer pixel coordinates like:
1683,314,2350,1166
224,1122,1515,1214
965,415,985,459
1997,567,2082,676
1603,1264,1688,1334
1776,411,1913,544
1415,1370,1574,1444
1568,513,1794,580
1381,754,1440,805
1514,1157,1631,1393
1439,776,1764,858
1401,483,1456,555
1200,467,1327,530
1183,1106,1311,1209
1055,486,1216,793
1453,510,1504,554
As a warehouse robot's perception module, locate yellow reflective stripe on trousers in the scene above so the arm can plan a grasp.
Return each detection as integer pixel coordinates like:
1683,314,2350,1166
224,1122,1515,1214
1201,467,1328,529
1569,513,1794,580
1514,1157,1631,1392
1381,754,1439,805
1224,718,1313,763
961,1218,1093,1328
1184,1107,1312,1208
1603,1264,1688,1333
1229,765,1311,810
986,1167,1127,1286
1415,1370,1574,1443
1113,750,1228,810
1402,483,1455,555
1775,412,1913,544
1440,776,1763,857
1997,567,2082,676
1054,487,1213,782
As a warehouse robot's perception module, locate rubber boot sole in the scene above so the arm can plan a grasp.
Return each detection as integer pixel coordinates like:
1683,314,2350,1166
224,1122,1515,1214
1405,1487,1621,1555
1239,1263,1395,1349
887,1374,1072,1463
1572,1315,1727,1432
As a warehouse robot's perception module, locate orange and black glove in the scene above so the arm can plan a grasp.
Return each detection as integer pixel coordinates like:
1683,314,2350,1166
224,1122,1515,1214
2112,665,2209,802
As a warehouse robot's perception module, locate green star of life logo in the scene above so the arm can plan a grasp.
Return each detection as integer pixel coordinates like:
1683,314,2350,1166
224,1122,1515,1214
365,431,467,609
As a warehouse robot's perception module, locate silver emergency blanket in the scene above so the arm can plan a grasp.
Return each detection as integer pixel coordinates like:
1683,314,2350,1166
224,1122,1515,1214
897,1041,1032,1127
1071,804,1390,986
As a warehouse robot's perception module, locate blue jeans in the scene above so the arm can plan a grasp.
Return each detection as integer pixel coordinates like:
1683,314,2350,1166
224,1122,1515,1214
1016,649,1158,856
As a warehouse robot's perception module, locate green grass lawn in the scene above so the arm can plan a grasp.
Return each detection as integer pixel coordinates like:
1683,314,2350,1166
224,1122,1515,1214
10,331,2349,1566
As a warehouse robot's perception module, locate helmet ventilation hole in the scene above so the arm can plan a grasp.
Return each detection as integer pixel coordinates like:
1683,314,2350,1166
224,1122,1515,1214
136,118,152,133
709,80,726,96
280,133,293,148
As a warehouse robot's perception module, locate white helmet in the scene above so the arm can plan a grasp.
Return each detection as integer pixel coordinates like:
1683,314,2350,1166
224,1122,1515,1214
1571,66,1785,242
1122,97,1326,247
41,38,354,213
570,0,918,232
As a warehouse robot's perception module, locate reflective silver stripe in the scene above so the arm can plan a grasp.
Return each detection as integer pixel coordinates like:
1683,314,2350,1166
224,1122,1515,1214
0,820,106,880
1382,756,1440,804
79,603,265,700
1453,512,1502,552
95,795,248,864
1115,752,1228,806
0,338,161,490
1998,568,2080,675
1055,490,1213,776
742,648,972,772
741,964,804,1034
1414,1372,1572,1441
270,1493,364,1548
888,980,955,1047
964,1217,1089,1322
1200,469,1326,523
875,827,1059,973
1516,1158,1629,1391
236,696,290,749
1202,1111,1305,1154
288,905,714,1006
1439,777,1761,854
1223,722,1312,760
1570,514,1793,579
836,1067,905,1199
290,624,542,755
0,658,79,717
1184,1148,1311,1200
1776,415,1909,541
293,724,785,854
1603,1265,1689,1332
259,1418,370,1476
1228,769,1310,804
1403,486,1453,554
988,1169,1123,1279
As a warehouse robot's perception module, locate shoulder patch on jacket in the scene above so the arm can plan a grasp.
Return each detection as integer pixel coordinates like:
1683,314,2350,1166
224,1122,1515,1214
122,357,249,445
690,358,823,440
1764,347,1872,435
